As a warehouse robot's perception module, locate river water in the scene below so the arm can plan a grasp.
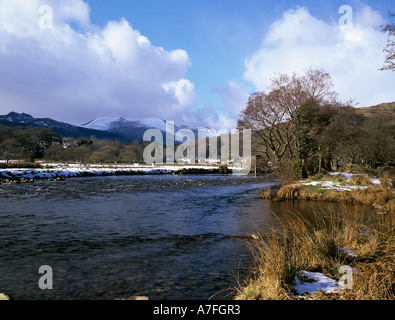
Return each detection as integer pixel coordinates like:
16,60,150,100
0,174,371,300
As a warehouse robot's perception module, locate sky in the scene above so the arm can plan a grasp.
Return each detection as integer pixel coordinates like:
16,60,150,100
0,0,394,130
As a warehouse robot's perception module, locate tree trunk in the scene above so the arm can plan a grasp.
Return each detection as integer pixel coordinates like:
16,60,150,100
318,154,322,173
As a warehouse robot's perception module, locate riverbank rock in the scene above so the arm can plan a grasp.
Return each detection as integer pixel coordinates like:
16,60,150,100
0,293,12,300
115,296,150,300
0,177,35,184
130,296,150,300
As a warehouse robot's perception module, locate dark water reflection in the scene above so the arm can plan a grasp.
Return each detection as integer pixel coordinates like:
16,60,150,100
0,175,372,300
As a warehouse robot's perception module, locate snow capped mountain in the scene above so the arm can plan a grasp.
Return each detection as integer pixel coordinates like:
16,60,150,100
138,118,170,132
82,117,126,131
0,111,218,143
81,116,218,140
82,116,174,132
0,112,129,142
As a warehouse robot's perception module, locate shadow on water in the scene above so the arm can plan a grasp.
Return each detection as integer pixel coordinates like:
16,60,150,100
0,175,373,300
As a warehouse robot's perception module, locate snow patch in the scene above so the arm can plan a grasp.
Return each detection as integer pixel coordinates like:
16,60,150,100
340,248,358,258
82,117,123,130
301,180,368,192
302,171,384,191
328,172,355,179
293,271,339,296
370,178,381,185
1,164,244,181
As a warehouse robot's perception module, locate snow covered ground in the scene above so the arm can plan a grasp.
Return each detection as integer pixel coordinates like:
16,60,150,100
300,171,382,192
293,271,339,296
0,164,247,181
293,263,355,297
329,172,382,185
301,180,369,192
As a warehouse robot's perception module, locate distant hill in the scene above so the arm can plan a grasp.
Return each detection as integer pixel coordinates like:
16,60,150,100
2,103,393,144
355,102,395,126
0,112,130,142
0,112,217,143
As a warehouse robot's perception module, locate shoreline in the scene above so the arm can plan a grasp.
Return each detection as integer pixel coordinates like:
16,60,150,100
0,163,251,184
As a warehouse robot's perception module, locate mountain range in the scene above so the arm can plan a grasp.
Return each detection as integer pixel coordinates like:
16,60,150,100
1,102,393,143
0,112,216,143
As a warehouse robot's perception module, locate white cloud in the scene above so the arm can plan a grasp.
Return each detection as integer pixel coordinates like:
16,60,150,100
206,113,238,132
244,6,395,107
162,78,196,109
354,4,385,28
204,82,250,130
58,0,90,25
183,81,251,131
212,82,250,115
0,0,195,125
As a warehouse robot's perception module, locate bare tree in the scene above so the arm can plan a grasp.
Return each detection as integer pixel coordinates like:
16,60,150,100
238,68,342,163
0,138,23,162
380,12,395,72
238,68,357,182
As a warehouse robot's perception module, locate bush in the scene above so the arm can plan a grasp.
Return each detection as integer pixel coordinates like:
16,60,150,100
275,156,305,185
219,164,229,174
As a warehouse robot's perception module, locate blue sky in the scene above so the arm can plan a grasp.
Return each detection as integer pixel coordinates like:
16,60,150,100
87,0,394,113
0,0,394,129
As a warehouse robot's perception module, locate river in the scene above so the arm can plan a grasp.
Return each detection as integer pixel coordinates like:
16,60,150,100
0,174,371,300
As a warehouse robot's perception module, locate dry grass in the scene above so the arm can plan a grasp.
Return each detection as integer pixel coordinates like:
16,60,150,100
240,169,394,299
0,162,42,169
349,175,371,186
272,174,394,213
277,184,302,199
234,232,297,300
235,208,395,300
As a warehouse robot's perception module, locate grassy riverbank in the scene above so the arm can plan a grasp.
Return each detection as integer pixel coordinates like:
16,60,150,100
261,171,395,213
236,170,395,300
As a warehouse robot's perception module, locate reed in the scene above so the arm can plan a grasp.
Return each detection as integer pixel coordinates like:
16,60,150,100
259,187,274,199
